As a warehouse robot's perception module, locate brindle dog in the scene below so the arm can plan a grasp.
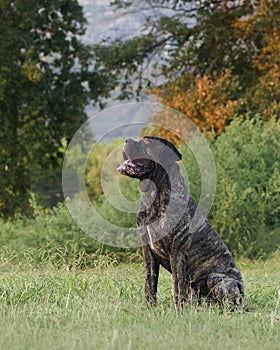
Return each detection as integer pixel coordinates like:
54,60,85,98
117,136,244,310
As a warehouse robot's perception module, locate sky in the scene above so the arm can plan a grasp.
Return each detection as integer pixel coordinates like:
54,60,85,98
80,0,146,44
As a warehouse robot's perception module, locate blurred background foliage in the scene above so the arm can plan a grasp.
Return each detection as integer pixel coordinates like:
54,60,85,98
0,0,279,264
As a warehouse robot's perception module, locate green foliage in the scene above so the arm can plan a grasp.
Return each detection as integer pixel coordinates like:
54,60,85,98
95,176,140,229
210,117,280,258
0,0,110,217
0,203,141,269
86,138,125,201
86,139,140,246
62,137,140,246
85,137,140,228
94,34,155,99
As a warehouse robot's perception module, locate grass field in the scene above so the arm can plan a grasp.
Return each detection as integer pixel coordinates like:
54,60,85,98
0,255,279,350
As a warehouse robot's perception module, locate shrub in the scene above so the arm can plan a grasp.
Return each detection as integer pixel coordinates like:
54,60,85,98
0,203,140,269
210,117,280,258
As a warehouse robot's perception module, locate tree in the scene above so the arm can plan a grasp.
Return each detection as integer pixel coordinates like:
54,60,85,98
151,70,240,136
94,0,255,96
94,0,279,133
233,0,280,119
0,0,109,217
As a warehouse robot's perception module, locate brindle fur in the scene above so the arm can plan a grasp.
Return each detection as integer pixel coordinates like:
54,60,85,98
118,136,244,310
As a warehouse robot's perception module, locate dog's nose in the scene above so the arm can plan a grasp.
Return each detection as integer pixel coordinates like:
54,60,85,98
125,139,134,143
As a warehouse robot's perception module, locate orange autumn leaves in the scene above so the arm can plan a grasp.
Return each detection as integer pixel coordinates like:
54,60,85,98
152,70,239,137
151,0,279,138
233,0,280,120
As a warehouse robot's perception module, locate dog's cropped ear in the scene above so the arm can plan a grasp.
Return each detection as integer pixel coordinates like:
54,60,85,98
160,145,182,166
143,136,182,166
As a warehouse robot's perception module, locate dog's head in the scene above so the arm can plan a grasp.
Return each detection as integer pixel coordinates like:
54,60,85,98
117,136,182,180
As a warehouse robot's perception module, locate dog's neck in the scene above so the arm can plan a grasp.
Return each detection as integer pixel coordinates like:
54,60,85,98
139,166,171,213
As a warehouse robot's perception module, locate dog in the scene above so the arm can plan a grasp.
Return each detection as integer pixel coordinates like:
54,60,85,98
117,136,244,310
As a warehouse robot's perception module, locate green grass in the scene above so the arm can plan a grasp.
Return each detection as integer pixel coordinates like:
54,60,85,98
0,254,279,350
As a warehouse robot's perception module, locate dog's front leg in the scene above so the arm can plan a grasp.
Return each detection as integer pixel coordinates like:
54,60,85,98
170,252,187,311
142,245,160,306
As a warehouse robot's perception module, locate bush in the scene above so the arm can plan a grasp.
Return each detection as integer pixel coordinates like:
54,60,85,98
210,117,280,258
0,203,141,269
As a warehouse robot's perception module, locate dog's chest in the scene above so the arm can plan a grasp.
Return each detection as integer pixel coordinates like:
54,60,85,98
146,226,170,259
138,199,172,259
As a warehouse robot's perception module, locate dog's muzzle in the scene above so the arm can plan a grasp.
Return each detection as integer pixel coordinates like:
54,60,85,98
117,139,151,179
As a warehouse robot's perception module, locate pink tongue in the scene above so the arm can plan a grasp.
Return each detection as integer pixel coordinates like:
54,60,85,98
116,160,135,173
126,160,135,166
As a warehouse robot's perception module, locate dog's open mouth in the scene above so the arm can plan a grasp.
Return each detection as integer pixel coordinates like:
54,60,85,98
117,140,151,178
117,159,147,177
117,159,137,174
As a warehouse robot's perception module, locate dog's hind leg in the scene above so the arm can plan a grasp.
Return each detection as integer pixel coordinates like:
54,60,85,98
206,273,244,307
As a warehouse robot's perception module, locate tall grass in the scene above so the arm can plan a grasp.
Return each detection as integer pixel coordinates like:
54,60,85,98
0,258,279,350
0,204,141,270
